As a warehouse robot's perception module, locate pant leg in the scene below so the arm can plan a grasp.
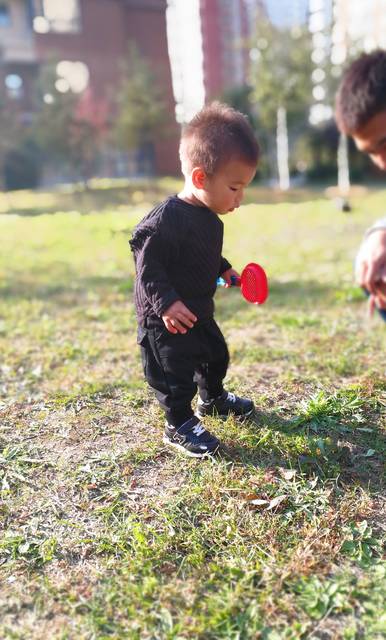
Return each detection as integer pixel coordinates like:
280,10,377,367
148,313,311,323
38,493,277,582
194,319,229,402
138,324,203,427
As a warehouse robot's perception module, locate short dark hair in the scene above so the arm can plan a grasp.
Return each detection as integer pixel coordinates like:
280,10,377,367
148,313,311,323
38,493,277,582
336,49,386,134
180,102,259,175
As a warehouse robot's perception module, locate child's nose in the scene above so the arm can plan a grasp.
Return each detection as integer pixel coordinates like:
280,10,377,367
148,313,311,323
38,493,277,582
235,193,243,207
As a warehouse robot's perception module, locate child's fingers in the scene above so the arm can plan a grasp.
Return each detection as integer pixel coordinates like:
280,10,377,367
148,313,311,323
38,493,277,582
172,318,189,333
163,318,178,334
182,308,197,324
173,310,195,328
166,315,193,334
162,302,196,333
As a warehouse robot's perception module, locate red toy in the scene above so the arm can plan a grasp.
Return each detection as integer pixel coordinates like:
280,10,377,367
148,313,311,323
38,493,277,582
217,262,268,305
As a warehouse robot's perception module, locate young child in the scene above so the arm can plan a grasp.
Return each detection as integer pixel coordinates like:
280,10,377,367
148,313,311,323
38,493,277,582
130,102,260,457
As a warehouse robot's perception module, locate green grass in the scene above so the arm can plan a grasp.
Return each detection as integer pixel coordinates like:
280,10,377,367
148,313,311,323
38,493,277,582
0,181,385,639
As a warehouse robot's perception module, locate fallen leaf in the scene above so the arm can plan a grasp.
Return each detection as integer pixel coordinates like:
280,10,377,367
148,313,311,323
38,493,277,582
266,495,287,510
249,499,270,507
279,468,296,480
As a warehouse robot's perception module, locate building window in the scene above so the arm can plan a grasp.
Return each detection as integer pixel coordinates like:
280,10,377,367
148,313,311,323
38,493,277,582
0,2,11,27
33,0,81,34
5,74,23,99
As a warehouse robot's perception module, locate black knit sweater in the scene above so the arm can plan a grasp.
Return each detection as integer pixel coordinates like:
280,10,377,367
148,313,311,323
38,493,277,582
129,196,232,326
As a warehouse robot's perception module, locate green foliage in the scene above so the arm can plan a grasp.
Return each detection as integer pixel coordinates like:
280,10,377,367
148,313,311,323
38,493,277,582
220,85,257,129
340,521,383,567
34,62,109,182
113,43,169,151
295,389,367,428
0,94,23,189
0,534,58,567
250,18,313,131
0,444,46,496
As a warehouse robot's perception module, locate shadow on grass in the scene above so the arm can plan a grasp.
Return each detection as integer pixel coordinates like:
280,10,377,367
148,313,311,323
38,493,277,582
222,407,385,494
0,274,134,303
216,279,340,320
243,185,328,205
2,183,173,217
2,267,339,308
1,184,333,217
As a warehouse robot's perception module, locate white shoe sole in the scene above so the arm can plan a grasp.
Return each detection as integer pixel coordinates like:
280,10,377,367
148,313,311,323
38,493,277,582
163,435,219,458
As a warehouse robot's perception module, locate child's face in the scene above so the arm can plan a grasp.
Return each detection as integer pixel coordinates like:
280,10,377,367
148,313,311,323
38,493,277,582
201,159,256,215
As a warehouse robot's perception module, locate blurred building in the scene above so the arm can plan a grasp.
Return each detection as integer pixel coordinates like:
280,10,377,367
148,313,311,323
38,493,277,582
0,0,179,184
199,0,252,100
166,0,263,123
166,0,205,123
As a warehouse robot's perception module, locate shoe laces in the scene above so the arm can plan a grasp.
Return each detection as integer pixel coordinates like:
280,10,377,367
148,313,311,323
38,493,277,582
192,422,206,436
227,392,236,403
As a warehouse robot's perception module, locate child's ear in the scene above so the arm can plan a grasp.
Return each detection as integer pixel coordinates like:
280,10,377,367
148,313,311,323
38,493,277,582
191,167,206,189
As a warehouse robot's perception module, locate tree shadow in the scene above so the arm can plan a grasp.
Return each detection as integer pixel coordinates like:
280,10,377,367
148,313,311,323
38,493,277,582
0,274,134,304
2,183,331,218
243,186,328,205
221,407,385,495
2,182,173,217
216,279,340,321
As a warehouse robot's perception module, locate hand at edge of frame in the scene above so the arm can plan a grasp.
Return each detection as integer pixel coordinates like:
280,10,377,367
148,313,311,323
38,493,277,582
356,229,386,297
367,279,386,315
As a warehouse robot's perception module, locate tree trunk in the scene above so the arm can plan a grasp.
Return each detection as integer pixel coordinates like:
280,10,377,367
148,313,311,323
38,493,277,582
276,106,290,191
337,132,350,196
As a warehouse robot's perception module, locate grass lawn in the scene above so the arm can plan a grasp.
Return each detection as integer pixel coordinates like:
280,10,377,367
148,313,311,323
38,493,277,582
0,181,385,639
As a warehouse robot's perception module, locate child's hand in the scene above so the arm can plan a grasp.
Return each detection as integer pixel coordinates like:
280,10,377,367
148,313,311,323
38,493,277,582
162,301,197,334
221,268,240,288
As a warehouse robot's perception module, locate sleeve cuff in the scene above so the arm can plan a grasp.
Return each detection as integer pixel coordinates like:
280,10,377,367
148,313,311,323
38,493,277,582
153,290,180,317
219,257,232,276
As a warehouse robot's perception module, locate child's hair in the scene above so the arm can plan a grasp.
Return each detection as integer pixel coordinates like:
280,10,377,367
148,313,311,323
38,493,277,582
336,49,386,134
179,101,259,175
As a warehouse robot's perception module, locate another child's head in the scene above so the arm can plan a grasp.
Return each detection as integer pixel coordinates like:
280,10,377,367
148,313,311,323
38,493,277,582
179,102,259,214
336,49,386,170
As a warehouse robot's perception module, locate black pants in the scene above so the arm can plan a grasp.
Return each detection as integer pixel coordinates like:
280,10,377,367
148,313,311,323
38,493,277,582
138,318,229,427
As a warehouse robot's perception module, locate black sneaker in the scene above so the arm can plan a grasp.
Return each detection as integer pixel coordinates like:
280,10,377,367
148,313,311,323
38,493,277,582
163,416,220,457
196,391,254,419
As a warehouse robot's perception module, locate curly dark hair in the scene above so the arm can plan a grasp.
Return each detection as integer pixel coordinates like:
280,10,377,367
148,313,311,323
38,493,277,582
336,49,386,133
180,102,259,175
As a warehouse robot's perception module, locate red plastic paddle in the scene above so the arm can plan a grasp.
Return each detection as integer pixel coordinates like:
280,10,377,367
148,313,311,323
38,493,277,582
217,262,268,305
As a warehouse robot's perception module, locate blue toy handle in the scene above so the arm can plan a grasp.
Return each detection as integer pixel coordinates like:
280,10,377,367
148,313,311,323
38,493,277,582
217,275,239,286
